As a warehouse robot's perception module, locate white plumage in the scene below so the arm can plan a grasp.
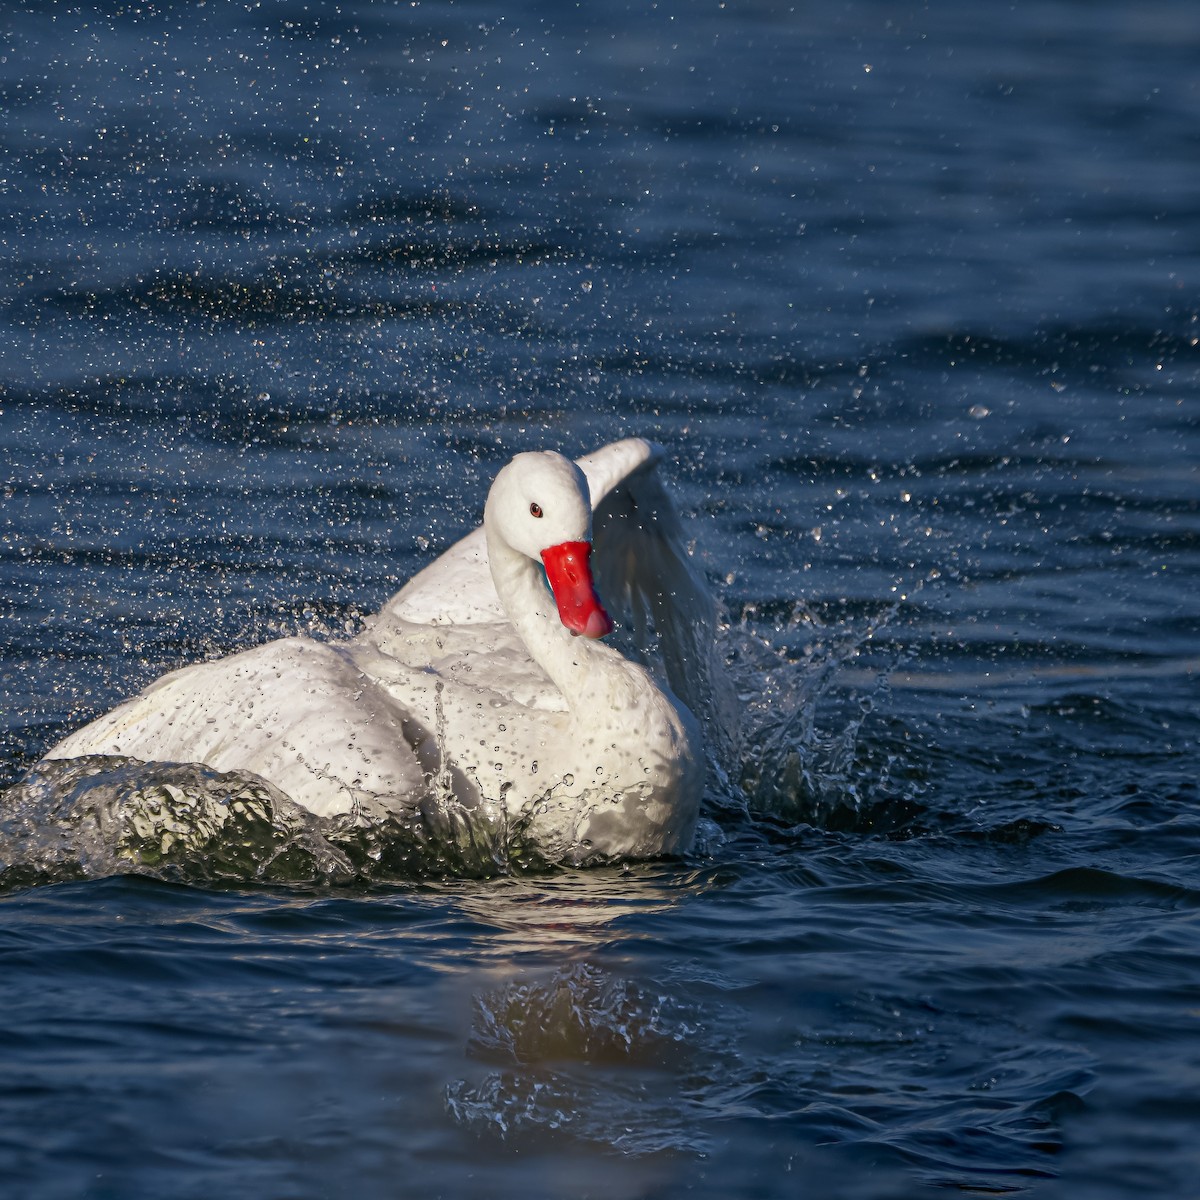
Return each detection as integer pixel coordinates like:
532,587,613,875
46,438,723,863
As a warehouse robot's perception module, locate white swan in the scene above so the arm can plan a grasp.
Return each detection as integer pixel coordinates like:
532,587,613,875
45,438,724,864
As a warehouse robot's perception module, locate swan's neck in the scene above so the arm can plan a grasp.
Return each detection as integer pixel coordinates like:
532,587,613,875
486,528,613,710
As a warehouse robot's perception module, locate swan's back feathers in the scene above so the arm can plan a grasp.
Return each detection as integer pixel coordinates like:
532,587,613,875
373,525,496,627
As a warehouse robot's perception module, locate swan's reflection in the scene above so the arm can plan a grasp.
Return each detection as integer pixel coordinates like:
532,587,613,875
439,866,724,1163
445,864,692,959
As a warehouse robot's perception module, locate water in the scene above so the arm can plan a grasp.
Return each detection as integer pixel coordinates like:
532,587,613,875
1,0,1198,1195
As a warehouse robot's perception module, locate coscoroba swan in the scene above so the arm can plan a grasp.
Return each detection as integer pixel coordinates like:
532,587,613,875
45,438,724,864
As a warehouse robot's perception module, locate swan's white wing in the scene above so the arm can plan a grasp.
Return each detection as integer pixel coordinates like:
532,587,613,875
46,638,428,817
587,447,731,746
575,436,662,503
367,437,662,631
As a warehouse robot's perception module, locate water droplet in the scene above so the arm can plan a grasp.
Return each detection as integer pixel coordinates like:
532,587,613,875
563,773,574,786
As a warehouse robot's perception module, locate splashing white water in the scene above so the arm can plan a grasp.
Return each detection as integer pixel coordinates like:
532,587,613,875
724,598,909,822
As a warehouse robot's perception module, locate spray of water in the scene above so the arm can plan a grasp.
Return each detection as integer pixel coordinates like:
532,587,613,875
0,573,926,889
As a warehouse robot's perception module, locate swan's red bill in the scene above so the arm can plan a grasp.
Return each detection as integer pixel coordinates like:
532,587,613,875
540,540,614,639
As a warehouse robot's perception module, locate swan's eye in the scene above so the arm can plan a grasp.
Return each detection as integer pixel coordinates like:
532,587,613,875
529,502,543,518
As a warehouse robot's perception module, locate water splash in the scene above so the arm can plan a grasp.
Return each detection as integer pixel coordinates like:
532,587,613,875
0,756,354,891
0,592,906,890
722,597,912,826
1,581,922,890
0,755,553,891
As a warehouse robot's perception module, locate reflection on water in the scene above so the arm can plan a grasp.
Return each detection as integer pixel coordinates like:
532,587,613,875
447,960,720,1155
449,869,690,957
437,883,1096,1191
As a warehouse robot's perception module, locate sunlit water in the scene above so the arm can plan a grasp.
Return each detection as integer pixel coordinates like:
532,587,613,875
2,2,1198,1197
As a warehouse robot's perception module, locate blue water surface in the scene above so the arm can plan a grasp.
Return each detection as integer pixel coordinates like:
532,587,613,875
1,2,1198,1197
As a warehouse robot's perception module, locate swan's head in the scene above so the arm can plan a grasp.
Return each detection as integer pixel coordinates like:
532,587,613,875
485,451,614,639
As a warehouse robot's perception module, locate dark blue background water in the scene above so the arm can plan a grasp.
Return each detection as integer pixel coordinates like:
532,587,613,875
2,1,1198,1196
